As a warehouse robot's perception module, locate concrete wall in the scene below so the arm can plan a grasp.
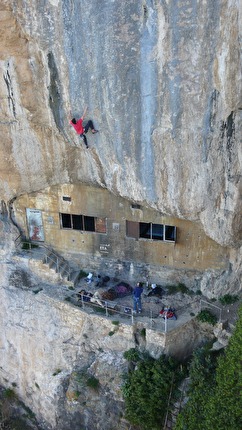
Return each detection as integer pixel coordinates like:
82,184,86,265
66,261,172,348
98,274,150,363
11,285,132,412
13,183,229,284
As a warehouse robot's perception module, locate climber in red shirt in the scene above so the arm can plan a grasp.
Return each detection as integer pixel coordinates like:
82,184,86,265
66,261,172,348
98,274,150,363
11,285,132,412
69,106,98,149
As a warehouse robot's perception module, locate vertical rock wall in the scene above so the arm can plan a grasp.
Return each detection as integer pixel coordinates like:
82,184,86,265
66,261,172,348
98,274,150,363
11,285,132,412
0,0,241,247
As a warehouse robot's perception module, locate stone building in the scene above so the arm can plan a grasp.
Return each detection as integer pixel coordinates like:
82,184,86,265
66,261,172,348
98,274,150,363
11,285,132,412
13,183,229,285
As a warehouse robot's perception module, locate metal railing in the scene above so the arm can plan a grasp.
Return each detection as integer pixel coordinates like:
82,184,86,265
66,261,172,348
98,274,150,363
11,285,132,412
75,293,170,332
200,299,222,322
44,249,71,281
14,235,72,282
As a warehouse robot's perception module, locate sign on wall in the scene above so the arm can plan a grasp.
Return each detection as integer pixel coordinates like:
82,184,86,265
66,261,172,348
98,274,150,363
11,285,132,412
26,208,45,242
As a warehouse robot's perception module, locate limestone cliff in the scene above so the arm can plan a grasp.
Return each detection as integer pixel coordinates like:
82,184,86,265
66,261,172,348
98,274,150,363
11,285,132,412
0,0,241,248
0,1,241,429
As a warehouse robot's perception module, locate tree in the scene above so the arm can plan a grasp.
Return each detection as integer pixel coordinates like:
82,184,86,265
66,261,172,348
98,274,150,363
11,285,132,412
175,346,218,430
122,351,183,430
204,305,242,430
175,305,242,430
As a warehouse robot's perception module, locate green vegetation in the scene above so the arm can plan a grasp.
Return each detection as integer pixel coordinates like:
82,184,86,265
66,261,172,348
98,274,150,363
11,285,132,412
175,305,242,430
123,348,141,363
3,388,16,400
112,320,120,325
86,376,100,390
166,283,191,295
122,350,184,430
94,306,106,314
140,328,146,338
219,294,239,305
108,331,115,336
0,388,37,430
73,370,99,391
196,309,218,325
21,241,39,250
78,270,88,279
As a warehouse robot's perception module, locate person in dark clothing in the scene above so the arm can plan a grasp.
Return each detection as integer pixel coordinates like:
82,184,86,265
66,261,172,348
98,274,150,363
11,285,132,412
133,282,143,314
69,106,98,148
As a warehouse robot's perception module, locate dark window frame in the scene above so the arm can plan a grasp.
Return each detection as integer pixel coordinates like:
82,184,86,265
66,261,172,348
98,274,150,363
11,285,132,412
60,213,106,234
126,220,176,242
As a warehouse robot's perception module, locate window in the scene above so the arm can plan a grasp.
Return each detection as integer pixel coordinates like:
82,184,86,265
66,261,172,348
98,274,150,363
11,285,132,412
139,222,151,239
131,204,141,210
61,213,72,229
60,213,106,233
126,221,176,242
165,225,176,241
62,196,71,202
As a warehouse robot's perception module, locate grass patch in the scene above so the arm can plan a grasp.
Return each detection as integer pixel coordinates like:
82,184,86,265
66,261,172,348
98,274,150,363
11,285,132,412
112,320,120,326
197,309,218,326
219,294,239,305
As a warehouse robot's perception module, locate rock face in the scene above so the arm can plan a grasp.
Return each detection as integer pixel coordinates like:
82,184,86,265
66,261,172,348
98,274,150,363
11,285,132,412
0,0,241,247
0,1,241,429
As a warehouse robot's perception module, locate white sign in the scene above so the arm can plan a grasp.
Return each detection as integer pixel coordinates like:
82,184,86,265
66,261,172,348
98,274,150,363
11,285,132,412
26,208,44,242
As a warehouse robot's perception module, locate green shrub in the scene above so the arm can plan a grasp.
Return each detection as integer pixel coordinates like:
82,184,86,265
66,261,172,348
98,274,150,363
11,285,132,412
3,388,16,400
219,294,239,305
86,376,99,390
108,331,115,336
78,270,88,279
21,241,38,250
112,320,120,325
197,309,217,326
165,283,190,295
140,328,146,338
195,290,202,295
123,348,141,363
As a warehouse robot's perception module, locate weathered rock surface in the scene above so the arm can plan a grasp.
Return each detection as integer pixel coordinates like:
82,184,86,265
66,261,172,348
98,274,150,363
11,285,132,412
0,1,241,428
0,0,241,248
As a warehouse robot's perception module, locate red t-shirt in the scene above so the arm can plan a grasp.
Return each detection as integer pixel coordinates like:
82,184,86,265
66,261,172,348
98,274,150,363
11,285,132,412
70,118,84,134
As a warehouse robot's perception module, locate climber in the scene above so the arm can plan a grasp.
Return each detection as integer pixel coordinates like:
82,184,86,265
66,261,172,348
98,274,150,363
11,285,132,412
69,106,98,149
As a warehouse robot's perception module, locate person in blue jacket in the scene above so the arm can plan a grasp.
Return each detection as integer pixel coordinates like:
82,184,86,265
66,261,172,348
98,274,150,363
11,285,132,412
133,282,143,314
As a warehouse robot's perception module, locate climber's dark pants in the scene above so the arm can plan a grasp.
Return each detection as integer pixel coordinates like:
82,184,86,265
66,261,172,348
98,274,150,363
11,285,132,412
83,120,95,133
80,120,95,148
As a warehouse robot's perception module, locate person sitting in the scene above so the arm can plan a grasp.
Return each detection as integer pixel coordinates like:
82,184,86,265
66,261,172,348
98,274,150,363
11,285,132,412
147,284,163,298
90,290,104,308
77,290,93,302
